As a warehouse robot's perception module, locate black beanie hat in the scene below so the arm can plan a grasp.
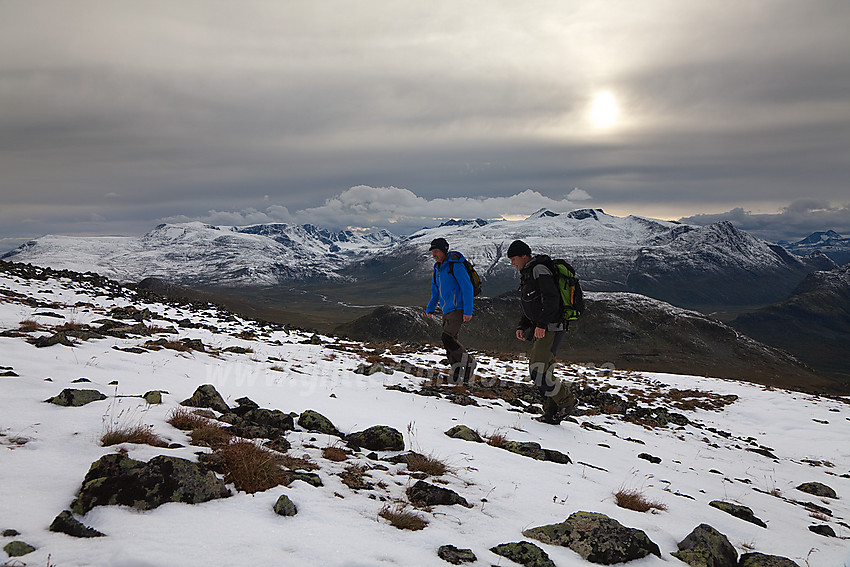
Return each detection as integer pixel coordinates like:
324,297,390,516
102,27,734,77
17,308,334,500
507,239,532,258
429,238,449,254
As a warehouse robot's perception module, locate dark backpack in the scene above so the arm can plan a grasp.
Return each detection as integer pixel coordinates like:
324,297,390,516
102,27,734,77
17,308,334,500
442,252,482,297
537,256,584,320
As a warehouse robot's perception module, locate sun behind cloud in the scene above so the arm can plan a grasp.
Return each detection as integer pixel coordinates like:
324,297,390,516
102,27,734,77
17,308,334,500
589,91,620,128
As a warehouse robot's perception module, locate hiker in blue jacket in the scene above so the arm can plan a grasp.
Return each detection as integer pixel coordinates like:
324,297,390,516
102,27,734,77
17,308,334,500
426,238,476,383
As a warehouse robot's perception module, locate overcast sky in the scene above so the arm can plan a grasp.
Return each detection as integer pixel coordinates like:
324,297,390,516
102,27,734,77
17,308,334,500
2,0,848,251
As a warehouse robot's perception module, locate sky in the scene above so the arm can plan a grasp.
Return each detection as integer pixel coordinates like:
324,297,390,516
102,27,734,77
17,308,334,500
1,0,849,251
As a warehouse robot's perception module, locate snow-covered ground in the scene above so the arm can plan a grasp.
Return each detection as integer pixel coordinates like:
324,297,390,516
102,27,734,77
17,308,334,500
1,266,848,566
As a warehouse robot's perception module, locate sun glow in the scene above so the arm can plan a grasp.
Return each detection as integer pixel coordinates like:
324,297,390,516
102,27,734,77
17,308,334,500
589,91,619,129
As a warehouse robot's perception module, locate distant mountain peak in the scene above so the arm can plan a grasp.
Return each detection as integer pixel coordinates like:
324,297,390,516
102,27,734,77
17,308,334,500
566,208,606,221
526,208,560,220
437,218,489,228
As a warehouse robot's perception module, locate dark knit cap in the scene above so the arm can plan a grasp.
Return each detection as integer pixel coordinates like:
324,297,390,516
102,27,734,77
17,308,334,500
507,239,532,258
429,238,449,254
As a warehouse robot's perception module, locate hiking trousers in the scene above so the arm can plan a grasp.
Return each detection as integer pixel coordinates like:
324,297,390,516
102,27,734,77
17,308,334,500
529,330,575,414
442,310,474,380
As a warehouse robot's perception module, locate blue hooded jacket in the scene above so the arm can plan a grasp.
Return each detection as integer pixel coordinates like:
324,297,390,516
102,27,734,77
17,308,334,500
426,251,474,316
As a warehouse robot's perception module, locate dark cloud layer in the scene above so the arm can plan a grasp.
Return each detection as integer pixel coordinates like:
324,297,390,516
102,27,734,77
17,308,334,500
1,1,848,251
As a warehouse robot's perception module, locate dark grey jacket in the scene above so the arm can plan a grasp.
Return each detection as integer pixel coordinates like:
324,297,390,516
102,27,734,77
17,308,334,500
517,255,565,332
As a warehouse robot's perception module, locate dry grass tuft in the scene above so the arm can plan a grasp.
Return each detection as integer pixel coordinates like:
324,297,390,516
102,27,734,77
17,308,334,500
279,453,320,471
189,424,232,448
322,446,350,462
485,431,509,448
614,488,668,513
101,423,168,448
18,319,43,332
166,407,211,431
379,504,429,531
340,464,373,490
217,440,288,493
406,453,453,477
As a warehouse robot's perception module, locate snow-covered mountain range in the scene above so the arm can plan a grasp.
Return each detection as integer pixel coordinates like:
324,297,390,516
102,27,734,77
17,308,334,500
782,230,850,265
2,210,836,307
1,262,848,566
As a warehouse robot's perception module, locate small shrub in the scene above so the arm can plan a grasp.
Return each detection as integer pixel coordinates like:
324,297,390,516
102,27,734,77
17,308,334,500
217,440,287,494
614,488,667,513
379,504,428,531
101,423,168,448
406,453,452,477
166,407,210,431
18,319,42,332
322,446,350,462
485,431,508,448
189,424,232,447
279,453,320,471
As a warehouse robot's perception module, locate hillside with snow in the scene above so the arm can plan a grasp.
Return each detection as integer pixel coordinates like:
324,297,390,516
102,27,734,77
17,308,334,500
1,262,848,566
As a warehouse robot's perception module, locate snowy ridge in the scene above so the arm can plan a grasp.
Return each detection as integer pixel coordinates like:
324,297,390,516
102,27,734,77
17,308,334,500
1,264,849,566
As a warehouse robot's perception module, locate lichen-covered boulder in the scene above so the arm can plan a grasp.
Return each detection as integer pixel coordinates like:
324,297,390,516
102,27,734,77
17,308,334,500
709,501,767,528
490,541,555,567
444,425,484,443
437,545,477,564
180,384,230,413
71,453,231,515
672,524,737,567
501,441,572,464
142,390,163,405
523,511,661,565
273,494,297,516
739,552,801,567
298,410,341,436
354,362,394,376
3,541,36,557
346,425,404,451
49,510,105,538
796,482,837,499
407,480,472,508
46,388,107,407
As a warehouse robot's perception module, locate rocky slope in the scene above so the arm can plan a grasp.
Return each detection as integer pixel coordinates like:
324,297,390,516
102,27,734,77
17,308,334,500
782,230,850,265
334,292,841,394
732,264,850,380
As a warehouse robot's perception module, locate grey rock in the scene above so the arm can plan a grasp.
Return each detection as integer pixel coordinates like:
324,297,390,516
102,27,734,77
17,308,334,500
1,529,20,537
407,480,471,508
283,472,323,487
490,541,555,567
437,544,477,565
346,425,404,451
523,511,661,564
142,390,163,404
180,384,230,413
273,494,298,516
354,362,394,376
31,332,74,348
796,482,837,499
709,501,767,528
298,410,341,436
739,552,801,567
3,541,36,557
49,510,105,538
672,524,737,567
444,425,484,443
70,453,231,515
46,388,107,407
808,524,836,537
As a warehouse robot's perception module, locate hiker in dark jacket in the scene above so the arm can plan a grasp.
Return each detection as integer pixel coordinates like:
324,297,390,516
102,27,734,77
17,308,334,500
426,237,476,383
508,239,578,423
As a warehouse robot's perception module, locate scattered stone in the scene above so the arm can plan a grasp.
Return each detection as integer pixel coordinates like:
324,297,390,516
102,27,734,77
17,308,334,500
298,410,341,436
672,524,737,567
229,408,295,439
283,472,323,488
223,346,252,354
808,524,836,537
444,425,484,443
0,369,18,377
739,552,801,567
70,453,231,515
407,480,471,508
112,346,147,354
49,510,105,538
709,501,767,528
273,495,298,516
3,541,36,557
354,362,394,376
796,482,837,499
2,529,20,537
490,541,555,567
501,441,572,465
346,425,404,451
638,453,661,464
523,511,661,564
231,397,260,415
140,390,162,404
31,331,74,347
437,545,477,565
263,437,292,453
746,447,780,460
46,388,107,407
181,384,230,413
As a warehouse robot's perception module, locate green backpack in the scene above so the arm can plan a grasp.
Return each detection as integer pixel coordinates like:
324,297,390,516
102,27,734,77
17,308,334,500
538,256,584,320
446,252,482,297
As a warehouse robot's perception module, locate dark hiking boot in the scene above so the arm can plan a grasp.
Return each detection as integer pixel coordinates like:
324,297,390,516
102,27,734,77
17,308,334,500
534,400,578,424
